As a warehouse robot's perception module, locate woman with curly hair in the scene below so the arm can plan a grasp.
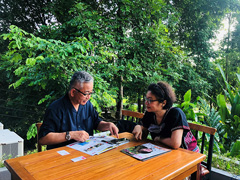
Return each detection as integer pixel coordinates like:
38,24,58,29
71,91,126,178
132,81,199,152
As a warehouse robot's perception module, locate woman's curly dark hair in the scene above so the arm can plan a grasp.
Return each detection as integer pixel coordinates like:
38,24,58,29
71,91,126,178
147,81,176,109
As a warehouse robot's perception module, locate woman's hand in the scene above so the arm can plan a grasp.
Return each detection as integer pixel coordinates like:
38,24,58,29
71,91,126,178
132,125,143,140
154,136,161,142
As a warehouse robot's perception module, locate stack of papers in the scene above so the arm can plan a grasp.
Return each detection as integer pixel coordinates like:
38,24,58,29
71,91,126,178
67,136,129,156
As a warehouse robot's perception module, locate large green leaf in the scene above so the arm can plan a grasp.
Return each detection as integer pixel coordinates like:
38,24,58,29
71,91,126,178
230,140,240,157
183,89,191,102
232,95,240,117
217,94,229,122
217,64,234,101
236,73,240,83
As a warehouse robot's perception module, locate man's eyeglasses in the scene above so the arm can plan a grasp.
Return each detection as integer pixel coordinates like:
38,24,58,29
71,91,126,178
73,87,94,96
145,98,161,104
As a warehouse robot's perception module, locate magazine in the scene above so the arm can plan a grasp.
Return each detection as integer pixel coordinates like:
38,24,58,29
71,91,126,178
67,136,129,156
121,143,171,161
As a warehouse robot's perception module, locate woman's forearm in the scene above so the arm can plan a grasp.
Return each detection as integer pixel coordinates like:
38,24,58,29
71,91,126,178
154,129,183,149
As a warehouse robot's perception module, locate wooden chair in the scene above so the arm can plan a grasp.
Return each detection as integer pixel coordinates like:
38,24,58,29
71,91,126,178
188,122,217,180
116,110,144,133
36,122,43,152
121,110,144,123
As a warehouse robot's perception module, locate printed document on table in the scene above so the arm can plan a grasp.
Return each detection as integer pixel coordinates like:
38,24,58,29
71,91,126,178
121,143,171,161
67,136,129,156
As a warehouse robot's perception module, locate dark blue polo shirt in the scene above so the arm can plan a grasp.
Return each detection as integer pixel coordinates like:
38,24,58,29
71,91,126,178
38,93,102,149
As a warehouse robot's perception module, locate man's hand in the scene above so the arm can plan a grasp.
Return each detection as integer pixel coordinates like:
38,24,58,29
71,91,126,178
71,130,89,142
108,122,119,138
132,125,142,140
97,121,119,138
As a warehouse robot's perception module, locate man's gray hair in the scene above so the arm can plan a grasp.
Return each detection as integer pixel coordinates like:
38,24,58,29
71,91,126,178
69,71,94,89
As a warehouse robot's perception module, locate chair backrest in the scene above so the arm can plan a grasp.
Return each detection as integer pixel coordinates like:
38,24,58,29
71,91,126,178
36,122,43,152
121,110,144,123
188,122,217,179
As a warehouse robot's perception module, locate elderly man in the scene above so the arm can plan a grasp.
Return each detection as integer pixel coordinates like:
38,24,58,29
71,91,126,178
39,71,119,150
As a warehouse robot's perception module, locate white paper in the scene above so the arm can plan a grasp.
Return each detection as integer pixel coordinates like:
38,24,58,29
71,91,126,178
57,150,70,156
71,156,86,162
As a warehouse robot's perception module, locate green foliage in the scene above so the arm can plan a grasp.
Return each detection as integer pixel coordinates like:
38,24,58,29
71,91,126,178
128,104,138,112
171,0,230,68
27,123,38,140
176,90,223,153
0,25,116,142
216,64,240,151
175,89,200,121
217,10,240,87
0,162,4,168
38,1,186,115
0,0,53,33
26,144,47,154
0,154,12,167
230,140,240,158
0,1,239,163
170,0,239,103
198,99,222,130
197,98,223,152
1,25,113,104
212,153,240,176
174,63,211,101
0,0,54,53
97,92,116,110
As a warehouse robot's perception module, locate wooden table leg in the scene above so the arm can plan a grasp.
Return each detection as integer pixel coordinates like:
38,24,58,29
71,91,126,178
191,163,201,180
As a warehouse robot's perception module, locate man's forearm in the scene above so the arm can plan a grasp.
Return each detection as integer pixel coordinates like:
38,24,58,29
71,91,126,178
39,132,67,145
97,121,111,131
97,121,119,138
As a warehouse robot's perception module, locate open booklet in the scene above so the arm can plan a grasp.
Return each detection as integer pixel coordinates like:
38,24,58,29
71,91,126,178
67,136,130,156
121,143,171,161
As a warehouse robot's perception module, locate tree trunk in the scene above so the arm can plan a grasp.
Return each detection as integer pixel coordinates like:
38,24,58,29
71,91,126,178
142,94,146,113
115,0,124,120
137,94,141,113
226,13,232,82
115,76,123,120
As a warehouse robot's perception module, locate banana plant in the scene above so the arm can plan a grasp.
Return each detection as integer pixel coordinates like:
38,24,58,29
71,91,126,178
176,89,202,122
197,98,223,152
176,90,221,153
216,64,240,153
230,140,240,158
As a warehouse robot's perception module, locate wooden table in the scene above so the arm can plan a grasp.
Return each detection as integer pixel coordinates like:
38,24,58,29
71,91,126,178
5,132,205,180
